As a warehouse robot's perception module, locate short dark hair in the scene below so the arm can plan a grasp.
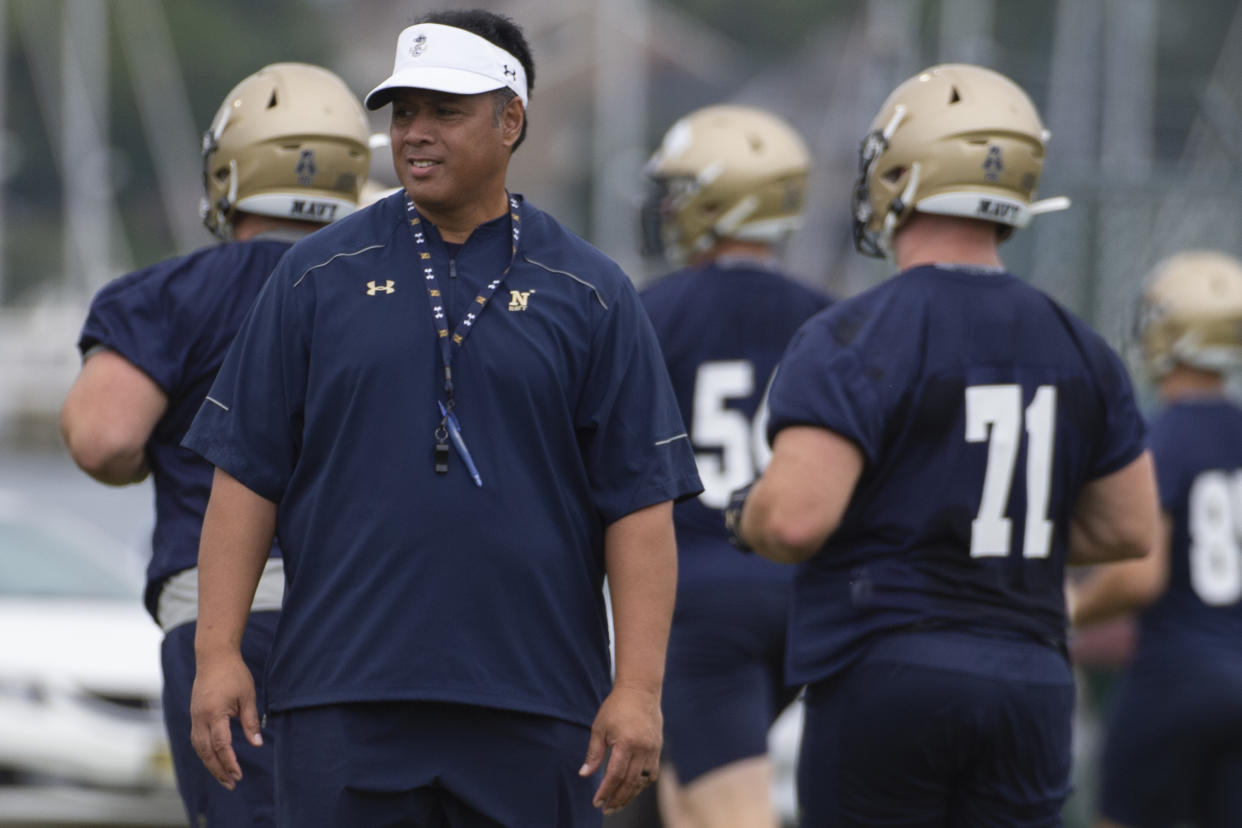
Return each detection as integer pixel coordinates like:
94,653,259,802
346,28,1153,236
417,9,535,150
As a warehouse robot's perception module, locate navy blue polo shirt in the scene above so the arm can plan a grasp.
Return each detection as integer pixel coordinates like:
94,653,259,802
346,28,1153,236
767,264,1147,686
1134,398,1242,661
640,261,830,585
182,191,702,726
77,238,292,619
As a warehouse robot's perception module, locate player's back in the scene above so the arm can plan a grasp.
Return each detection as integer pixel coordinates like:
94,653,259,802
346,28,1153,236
768,264,1145,684
640,260,830,583
1137,398,1242,662
80,237,294,612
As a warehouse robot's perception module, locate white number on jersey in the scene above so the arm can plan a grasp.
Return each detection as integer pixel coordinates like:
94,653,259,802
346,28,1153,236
691,360,772,508
964,384,1057,558
1188,470,1242,606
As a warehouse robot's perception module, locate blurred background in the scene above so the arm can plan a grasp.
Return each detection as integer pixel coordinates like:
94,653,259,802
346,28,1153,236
0,0,1239,824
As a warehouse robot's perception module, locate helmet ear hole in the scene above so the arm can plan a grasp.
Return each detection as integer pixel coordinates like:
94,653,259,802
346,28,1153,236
267,91,279,109
949,86,962,104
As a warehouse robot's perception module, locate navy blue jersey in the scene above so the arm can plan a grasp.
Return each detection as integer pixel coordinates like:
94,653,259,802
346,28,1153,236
640,261,831,584
182,191,702,727
1133,398,1242,660
768,264,1147,686
77,238,291,618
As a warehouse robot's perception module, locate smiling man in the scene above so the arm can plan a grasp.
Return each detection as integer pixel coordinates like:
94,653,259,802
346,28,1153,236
181,9,701,828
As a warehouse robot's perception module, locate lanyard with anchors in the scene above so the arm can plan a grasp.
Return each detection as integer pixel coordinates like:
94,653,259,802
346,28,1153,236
406,193,521,486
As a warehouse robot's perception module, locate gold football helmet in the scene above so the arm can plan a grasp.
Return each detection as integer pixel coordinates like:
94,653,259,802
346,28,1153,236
201,62,371,240
851,63,1070,259
1138,250,1242,378
643,104,811,264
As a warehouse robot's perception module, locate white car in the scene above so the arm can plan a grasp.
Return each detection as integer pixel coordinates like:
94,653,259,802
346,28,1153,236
0,489,175,796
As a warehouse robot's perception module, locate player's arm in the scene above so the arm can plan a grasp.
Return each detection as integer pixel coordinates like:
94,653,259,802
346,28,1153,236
1069,512,1171,627
737,425,864,564
582,500,676,815
61,349,167,485
1066,449,1158,566
190,467,275,790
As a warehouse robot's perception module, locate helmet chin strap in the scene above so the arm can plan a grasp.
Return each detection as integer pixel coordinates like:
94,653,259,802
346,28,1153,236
225,159,239,214
879,161,921,261
713,194,760,238
882,105,907,141
865,104,911,261
211,159,240,241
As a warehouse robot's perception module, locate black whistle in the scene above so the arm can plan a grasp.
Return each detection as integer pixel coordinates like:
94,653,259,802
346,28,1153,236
434,441,450,475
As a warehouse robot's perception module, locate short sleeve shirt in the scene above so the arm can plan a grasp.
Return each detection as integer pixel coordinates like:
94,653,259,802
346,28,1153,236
77,238,293,616
640,260,831,585
1134,399,1242,662
182,192,702,725
767,264,1147,685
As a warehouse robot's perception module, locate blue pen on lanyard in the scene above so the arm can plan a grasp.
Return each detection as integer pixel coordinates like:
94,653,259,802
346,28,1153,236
438,401,483,487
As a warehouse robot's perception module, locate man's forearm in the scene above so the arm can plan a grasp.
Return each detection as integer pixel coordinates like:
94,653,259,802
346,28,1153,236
604,501,677,691
195,468,278,661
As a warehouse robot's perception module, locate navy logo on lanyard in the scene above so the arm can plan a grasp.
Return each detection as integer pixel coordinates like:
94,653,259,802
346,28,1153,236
406,194,522,486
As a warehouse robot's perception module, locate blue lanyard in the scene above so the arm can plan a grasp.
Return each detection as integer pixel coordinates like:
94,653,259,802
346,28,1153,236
406,193,521,486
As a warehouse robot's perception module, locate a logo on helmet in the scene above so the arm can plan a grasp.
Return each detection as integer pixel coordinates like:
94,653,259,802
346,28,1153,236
977,199,1019,222
291,200,338,221
295,150,317,186
410,34,428,57
982,146,1004,182
503,64,517,82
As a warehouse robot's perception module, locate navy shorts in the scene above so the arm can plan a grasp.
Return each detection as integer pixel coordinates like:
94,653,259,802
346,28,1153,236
270,701,602,828
662,581,798,784
162,610,279,828
1099,655,1242,828
798,629,1074,827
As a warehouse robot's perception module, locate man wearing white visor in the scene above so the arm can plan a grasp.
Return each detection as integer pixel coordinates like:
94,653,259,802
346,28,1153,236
184,8,701,828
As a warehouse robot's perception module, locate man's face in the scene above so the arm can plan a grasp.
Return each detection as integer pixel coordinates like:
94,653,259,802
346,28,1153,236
388,88,521,218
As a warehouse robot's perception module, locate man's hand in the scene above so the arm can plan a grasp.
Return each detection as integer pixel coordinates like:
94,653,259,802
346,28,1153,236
189,652,263,790
578,680,662,815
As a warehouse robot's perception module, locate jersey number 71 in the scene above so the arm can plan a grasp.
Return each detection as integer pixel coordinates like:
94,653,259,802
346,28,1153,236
965,384,1057,560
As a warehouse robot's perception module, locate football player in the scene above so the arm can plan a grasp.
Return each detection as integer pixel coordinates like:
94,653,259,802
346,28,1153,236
728,64,1159,824
1071,250,1242,828
639,104,831,828
61,62,370,827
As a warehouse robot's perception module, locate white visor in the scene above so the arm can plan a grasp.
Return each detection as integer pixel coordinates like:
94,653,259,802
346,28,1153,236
365,23,528,110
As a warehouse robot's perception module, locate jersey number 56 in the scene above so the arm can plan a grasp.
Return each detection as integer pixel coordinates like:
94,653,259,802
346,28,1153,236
691,360,772,509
